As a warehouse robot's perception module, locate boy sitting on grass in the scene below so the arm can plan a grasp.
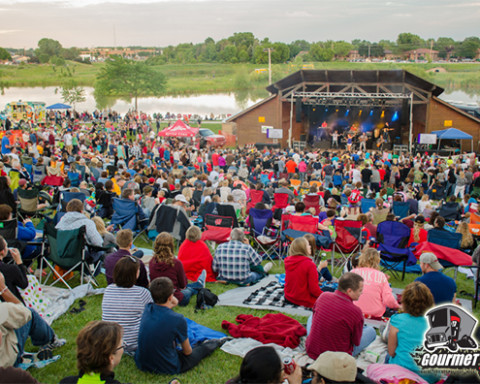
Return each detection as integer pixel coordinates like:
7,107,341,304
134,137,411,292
135,277,224,375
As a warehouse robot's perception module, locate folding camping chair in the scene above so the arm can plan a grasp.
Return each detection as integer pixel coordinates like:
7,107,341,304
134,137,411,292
39,222,94,290
17,188,55,221
272,192,289,218
376,220,416,280
304,195,321,216
290,179,301,190
111,198,149,243
427,229,463,280
0,219,23,253
331,219,363,274
392,201,410,219
201,214,234,252
248,208,280,264
246,189,264,214
360,198,376,214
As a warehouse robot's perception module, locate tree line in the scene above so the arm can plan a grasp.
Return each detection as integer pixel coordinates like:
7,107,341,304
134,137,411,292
1,33,480,66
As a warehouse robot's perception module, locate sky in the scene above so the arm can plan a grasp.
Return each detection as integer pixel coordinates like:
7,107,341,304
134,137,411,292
0,0,479,49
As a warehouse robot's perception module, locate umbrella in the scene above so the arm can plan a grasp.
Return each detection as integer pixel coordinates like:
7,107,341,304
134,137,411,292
46,103,72,110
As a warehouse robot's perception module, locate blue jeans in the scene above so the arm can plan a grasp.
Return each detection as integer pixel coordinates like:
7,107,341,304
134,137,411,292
352,325,376,357
179,281,203,306
14,308,54,366
319,267,333,282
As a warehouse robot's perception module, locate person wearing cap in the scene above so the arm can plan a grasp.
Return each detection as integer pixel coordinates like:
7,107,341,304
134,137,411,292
415,252,457,304
408,215,428,246
308,351,373,384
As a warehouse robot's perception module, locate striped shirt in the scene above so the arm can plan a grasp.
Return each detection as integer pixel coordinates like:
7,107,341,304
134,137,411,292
102,285,153,352
213,240,262,281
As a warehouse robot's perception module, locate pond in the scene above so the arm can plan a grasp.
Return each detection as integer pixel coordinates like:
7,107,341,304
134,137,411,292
0,86,477,117
0,87,264,117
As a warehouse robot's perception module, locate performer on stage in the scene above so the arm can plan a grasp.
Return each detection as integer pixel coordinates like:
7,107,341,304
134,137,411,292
331,131,339,148
359,132,368,152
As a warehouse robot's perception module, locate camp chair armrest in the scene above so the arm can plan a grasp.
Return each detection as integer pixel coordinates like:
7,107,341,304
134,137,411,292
87,244,115,253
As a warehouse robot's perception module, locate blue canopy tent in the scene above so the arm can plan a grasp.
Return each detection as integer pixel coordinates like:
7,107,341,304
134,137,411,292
431,127,473,152
46,103,72,110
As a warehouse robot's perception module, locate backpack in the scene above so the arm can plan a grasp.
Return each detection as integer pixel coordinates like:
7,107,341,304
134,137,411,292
195,288,218,311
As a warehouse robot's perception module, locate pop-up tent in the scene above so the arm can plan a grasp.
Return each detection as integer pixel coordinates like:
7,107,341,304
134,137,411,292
46,103,72,110
159,119,198,137
431,127,473,151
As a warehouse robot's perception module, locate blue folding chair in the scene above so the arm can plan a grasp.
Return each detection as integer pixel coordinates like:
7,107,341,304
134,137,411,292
248,208,280,263
111,198,149,243
360,198,376,214
377,220,417,280
67,171,81,187
392,201,410,219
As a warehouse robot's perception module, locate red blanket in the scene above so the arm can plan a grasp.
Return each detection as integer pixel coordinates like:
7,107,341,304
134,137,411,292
414,242,472,266
221,313,307,348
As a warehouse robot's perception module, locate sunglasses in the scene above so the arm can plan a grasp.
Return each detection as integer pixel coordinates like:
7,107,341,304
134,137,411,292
116,341,127,352
127,255,138,263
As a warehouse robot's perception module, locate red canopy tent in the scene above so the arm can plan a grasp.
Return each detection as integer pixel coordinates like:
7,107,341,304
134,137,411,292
158,120,199,137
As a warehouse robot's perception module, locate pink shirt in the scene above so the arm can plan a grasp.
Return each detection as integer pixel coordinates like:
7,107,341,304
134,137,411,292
351,267,400,317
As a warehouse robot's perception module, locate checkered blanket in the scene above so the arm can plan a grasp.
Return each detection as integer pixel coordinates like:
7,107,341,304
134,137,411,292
242,280,312,312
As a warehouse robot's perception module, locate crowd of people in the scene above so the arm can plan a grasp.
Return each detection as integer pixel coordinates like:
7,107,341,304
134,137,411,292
0,113,479,383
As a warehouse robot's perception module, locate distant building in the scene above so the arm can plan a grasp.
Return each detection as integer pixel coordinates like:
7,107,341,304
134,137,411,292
383,49,396,60
348,50,360,60
11,55,30,64
405,48,439,61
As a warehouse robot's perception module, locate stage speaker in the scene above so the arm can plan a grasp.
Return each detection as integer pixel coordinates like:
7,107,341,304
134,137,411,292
300,134,307,142
401,99,409,125
296,98,302,122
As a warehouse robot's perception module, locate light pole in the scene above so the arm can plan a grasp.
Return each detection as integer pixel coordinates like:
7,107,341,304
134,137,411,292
263,48,274,85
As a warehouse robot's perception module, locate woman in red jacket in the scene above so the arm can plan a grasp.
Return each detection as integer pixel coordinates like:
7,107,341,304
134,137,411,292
284,237,323,308
177,226,216,282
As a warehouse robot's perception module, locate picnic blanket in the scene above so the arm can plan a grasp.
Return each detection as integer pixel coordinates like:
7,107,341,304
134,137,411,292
414,242,472,266
222,313,306,348
30,283,104,325
217,275,312,317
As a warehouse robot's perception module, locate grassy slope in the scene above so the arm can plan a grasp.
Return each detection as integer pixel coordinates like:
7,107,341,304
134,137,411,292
1,62,480,96
28,245,477,384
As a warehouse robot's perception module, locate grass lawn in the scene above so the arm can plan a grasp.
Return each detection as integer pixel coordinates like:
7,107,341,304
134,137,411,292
26,236,478,384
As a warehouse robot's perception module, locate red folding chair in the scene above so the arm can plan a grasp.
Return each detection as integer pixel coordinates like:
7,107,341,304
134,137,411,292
331,219,363,273
246,189,264,214
201,214,234,251
288,215,319,233
303,194,321,216
272,193,289,211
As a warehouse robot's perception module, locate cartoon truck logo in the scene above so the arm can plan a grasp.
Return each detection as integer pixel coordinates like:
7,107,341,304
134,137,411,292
424,304,477,352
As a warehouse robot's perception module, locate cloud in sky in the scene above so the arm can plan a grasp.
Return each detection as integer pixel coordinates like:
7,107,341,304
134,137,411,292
0,0,478,48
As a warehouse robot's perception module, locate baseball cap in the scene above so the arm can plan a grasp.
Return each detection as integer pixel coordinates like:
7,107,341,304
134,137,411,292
414,215,425,224
18,179,27,187
419,252,442,271
308,351,357,382
148,177,155,184
174,195,189,204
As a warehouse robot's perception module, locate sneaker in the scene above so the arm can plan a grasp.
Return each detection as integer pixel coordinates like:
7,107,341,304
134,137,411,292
43,335,66,350
263,262,273,274
197,269,207,288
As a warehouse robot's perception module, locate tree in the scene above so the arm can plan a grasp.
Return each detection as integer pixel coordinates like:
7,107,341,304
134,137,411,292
396,33,424,53
61,80,86,112
95,56,167,112
0,48,12,61
458,37,480,59
333,41,353,59
434,37,456,59
310,42,334,62
289,40,311,60
35,38,63,63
